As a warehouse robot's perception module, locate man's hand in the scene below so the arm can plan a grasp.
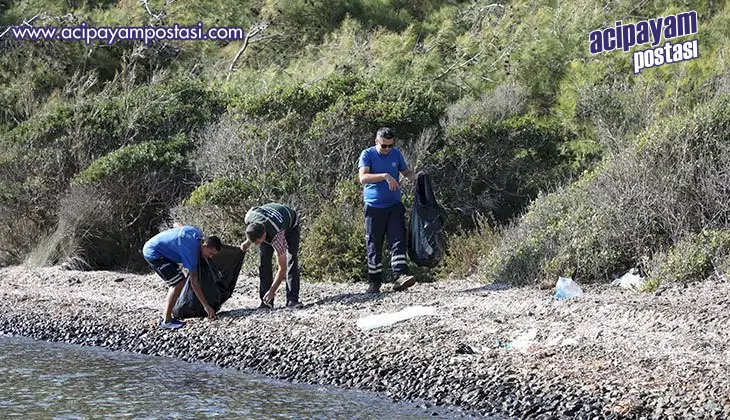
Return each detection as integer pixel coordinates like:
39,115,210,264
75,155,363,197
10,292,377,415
204,304,217,320
384,174,399,191
263,288,275,304
402,168,417,182
240,241,250,253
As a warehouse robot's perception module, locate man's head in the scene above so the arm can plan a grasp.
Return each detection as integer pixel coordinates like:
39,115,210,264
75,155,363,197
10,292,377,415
375,127,396,155
201,236,222,259
246,223,266,245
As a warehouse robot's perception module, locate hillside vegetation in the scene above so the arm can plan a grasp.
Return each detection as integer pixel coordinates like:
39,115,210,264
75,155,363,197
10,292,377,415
1,0,728,289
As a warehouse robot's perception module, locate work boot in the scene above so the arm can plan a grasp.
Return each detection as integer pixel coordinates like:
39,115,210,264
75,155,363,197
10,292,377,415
286,300,304,309
366,282,381,294
393,274,417,291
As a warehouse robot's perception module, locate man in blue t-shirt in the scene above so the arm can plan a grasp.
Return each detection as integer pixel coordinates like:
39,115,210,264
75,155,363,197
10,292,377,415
358,127,418,293
143,225,222,329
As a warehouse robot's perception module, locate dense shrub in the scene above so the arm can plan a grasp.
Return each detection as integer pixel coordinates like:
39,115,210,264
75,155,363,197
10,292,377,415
438,214,498,279
480,96,730,285
2,0,729,281
28,135,195,269
645,229,730,291
309,77,447,142
300,179,367,282
432,109,575,223
229,73,360,120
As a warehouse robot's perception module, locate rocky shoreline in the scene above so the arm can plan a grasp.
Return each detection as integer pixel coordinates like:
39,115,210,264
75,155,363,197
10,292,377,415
1,265,729,419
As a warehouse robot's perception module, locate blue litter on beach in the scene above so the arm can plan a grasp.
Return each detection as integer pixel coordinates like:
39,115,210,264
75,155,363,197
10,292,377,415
159,319,186,330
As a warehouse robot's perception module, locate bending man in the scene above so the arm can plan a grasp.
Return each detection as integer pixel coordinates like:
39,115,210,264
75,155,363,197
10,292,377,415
143,225,221,329
240,203,302,308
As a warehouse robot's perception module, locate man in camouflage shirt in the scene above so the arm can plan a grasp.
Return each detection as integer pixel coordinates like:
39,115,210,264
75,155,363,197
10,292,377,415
240,203,302,308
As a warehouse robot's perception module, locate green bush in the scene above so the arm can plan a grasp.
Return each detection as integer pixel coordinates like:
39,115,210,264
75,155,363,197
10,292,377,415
2,0,729,277
646,229,730,290
309,77,447,142
229,73,359,120
438,214,498,279
432,112,575,222
480,96,730,285
300,179,367,282
35,135,198,269
3,104,76,147
3,79,225,175
74,135,193,184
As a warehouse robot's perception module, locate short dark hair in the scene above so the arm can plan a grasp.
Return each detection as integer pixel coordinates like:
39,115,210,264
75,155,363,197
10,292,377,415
246,223,266,243
376,127,395,139
203,236,222,251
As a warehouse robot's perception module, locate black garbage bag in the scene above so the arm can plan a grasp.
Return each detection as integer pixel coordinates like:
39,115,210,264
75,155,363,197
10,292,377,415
408,171,446,268
172,244,245,319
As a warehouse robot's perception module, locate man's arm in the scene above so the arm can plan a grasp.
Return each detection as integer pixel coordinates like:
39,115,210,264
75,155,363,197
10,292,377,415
358,166,386,184
263,253,287,304
359,167,398,190
401,168,417,182
188,271,216,319
240,239,251,253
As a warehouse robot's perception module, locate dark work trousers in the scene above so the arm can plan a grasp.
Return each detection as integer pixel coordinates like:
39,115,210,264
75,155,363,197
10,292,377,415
364,202,408,285
259,224,301,304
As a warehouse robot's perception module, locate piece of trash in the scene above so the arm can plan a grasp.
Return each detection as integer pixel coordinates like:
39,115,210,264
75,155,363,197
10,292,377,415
561,338,579,346
456,343,476,355
505,329,538,353
611,268,645,290
356,306,436,331
554,276,583,299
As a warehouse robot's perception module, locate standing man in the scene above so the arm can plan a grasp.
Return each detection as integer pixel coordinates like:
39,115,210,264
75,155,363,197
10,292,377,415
239,203,302,309
358,127,418,293
143,225,221,329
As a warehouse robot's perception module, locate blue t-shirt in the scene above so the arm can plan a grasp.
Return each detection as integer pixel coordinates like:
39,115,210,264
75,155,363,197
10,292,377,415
358,146,408,208
142,226,203,272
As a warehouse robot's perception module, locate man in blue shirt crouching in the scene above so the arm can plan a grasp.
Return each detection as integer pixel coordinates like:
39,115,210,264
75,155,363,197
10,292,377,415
143,225,221,329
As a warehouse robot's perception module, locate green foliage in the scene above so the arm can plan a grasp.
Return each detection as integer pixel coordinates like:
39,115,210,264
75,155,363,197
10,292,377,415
4,80,224,162
1,0,729,280
480,96,730,285
300,178,367,282
49,134,197,270
186,177,257,207
432,112,575,222
229,73,360,120
308,77,447,143
186,165,302,208
439,214,498,279
74,134,192,184
646,229,730,291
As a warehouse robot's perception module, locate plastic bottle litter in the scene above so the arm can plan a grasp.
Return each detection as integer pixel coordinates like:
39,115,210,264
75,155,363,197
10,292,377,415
611,268,645,290
505,329,538,352
356,306,436,331
554,276,583,299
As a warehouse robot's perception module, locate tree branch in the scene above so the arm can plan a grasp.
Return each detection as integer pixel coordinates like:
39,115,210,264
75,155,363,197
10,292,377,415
226,21,271,80
435,49,484,81
0,14,41,39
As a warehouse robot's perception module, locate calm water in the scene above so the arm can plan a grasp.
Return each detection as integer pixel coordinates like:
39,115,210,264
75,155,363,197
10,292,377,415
0,335,462,419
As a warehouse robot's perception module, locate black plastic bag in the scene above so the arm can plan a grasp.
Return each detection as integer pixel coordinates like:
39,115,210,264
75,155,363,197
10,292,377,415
172,244,245,319
408,171,446,268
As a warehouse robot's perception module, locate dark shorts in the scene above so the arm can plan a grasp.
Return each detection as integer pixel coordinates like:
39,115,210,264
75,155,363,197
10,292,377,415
145,256,184,287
